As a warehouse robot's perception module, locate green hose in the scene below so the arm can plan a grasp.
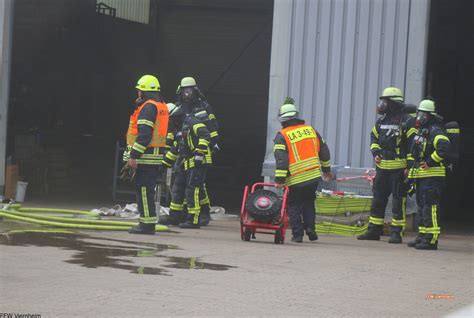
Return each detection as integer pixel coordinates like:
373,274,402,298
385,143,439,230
0,210,169,232
315,222,368,236
4,210,139,226
16,207,98,217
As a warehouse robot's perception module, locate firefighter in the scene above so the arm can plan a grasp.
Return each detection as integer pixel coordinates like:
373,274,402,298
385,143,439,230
176,77,219,226
124,75,169,235
357,87,417,243
273,100,333,243
163,104,211,229
407,100,450,250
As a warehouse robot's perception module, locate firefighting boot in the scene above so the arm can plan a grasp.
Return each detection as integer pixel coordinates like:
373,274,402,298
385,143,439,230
415,241,438,250
357,224,381,240
407,234,424,247
388,232,402,244
306,228,318,241
357,230,381,241
291,235,303,243
159,211,182,226
128,222,155,235
199,205,211,226
415,236,438,250
179,213,201,229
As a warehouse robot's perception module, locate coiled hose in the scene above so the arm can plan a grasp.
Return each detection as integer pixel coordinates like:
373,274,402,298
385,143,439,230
0,205,168,232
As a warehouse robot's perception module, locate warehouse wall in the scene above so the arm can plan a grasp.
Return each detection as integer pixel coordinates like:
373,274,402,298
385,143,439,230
5,0,273,207
7,0,157,198
0,0,14,194
263,0,430,175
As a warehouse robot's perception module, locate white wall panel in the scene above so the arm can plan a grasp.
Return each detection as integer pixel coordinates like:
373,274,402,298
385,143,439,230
263,0,430,176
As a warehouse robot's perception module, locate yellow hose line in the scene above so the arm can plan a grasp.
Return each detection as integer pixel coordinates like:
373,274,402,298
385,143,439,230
5,210,139,226
0,211,169,232
17,207,98,217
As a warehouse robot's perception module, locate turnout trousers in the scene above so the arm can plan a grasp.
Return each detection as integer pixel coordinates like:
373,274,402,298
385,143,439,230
367,168,407,235
169,165,208,225
135,165,160,224
288,182,318,237
415,177,444,244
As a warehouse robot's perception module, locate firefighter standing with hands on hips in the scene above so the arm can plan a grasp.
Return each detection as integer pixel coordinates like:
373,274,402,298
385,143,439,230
407,100,450,250
273,98,333,243
123,75,169,235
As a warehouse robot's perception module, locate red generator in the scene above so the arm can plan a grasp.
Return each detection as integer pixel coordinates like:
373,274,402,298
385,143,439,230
240,183,289,244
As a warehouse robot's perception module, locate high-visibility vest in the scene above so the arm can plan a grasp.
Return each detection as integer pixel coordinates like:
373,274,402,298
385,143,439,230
280,124,321,186
126,100,169,148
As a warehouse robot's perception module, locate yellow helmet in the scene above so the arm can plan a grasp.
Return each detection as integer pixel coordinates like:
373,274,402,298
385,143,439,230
180,77,197,88
379,87,404,102
136,75,160,91
418,99,436,113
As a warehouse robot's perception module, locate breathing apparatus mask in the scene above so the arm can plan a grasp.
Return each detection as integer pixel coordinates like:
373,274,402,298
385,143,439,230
377,99,388,115
377,99,403,115
181,87,197,103
415,111,430,128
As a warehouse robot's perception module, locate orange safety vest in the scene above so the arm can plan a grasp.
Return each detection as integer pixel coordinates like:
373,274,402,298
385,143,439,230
280,124,321,185
126,100,169,148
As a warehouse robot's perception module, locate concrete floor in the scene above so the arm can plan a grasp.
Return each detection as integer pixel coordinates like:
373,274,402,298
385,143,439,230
0,219,473,317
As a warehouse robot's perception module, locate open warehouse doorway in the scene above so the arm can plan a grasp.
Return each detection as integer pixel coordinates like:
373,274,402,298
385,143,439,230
6,0,273,209
425,0,473,226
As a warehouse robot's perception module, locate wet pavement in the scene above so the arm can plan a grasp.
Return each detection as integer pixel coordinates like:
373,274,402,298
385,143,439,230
0,219,473,317
0,231,235,276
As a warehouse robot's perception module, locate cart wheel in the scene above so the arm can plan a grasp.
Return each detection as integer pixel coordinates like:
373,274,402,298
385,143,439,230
274,229,282,244
244,228,252,241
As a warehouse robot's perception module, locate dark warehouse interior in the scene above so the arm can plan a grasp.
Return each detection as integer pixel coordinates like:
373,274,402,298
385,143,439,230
5,0,473,227
425,0,474,226
7,0,274,210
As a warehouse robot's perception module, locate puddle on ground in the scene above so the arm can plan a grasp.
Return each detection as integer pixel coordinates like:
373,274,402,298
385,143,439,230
0,231,235,275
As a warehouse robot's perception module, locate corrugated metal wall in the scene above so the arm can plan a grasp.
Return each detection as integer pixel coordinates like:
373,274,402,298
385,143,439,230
264,0,429,174
99,0,150,24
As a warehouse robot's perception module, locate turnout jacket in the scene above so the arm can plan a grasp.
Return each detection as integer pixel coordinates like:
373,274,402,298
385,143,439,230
370,111,417,170
181,98,219,147
123,92,168,165
408,121,450,179
163,114,211,170
273,119,331,187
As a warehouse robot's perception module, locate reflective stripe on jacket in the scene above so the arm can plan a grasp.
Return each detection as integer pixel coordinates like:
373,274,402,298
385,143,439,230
127,100,169,148
408,124,450,179
280,124,321,186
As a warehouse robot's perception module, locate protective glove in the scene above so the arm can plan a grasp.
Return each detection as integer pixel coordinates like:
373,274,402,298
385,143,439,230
322,171,334,182
398,178,415,197
212,144,220,153
120,163,136,182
